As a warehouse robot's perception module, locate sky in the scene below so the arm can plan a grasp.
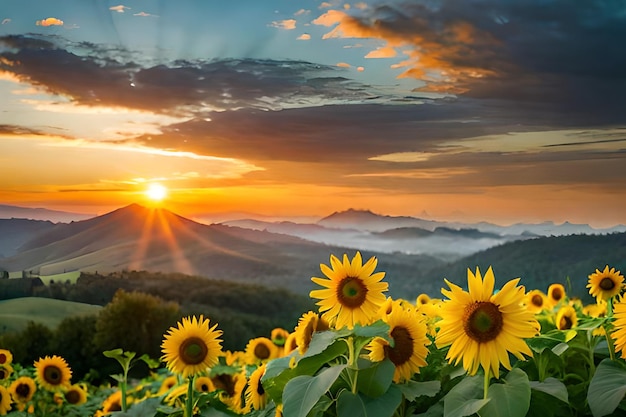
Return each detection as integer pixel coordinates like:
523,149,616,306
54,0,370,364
0,0,625,227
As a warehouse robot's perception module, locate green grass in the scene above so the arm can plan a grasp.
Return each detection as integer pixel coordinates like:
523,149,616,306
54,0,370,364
38,270,81,285
0,297,101,333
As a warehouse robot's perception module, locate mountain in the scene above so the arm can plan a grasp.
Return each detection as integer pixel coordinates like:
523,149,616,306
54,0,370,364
417,232,626,302
0,204,444,297
0,204,94,223
0,219,57,258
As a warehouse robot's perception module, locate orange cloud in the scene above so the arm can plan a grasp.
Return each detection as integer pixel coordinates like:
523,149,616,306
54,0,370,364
35,17,64,27
364,45,397,58
270,19,296,30
109,5,130,13
357,66,364,72
297,33,311,40
336,62,351,68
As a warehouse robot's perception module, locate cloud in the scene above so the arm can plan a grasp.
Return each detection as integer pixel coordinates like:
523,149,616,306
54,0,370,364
35,17,64,27
294,9,310,16
297,33,311,40
336,62,351,68
133,12,158,17
357,66,364,72
109,5,130,13
1,19,11,25
270,19,296,30
364,45,397,58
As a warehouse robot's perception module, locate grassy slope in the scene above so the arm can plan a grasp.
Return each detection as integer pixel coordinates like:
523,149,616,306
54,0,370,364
0,297,101,333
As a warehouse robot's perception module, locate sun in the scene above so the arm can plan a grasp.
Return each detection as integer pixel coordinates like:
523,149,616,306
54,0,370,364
145,183,168,202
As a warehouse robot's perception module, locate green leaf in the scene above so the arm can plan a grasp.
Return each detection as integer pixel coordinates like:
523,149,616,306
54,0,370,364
282,365,346,417
526,330,575,353
114,397,161,416
396,380,441,401
138,353,160,369
352,320,390,339
356,358,395,398
103,348,124,358
480,368,531,417
529,378,568,403
587,358,626,417
336,385,402,417
263,340,346,403
443,374,490,417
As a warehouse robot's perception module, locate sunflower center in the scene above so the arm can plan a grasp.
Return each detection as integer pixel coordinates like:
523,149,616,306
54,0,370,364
256,381,265,395
109,402,122,412
531,294,543,307
200,383,210,392
552,288,563,301
599,277,616,290
337,277,368,308
559,315,574,330
179,337,208,365
0,353,6,364
254,343,271,360
386,326,414,366
65,389,80,404
463,301,503,342
44,366,62,385
16,383,31,398
0,369,7,379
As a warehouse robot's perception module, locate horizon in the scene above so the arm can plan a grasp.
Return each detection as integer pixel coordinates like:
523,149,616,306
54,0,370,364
1,1,625,227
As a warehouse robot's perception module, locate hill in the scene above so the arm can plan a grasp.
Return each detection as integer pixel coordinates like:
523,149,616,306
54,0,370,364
0,218,56,258
0,297,102,333
418,232,626,301
0,204,444,298
0,204,93,223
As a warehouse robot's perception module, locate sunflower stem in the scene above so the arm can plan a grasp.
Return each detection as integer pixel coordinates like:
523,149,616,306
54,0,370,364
345,337,359,393
483,369,490,400
185,376,195,417
605,297,616,361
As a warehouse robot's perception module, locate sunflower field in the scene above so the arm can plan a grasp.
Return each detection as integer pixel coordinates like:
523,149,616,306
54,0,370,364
1,252,626,417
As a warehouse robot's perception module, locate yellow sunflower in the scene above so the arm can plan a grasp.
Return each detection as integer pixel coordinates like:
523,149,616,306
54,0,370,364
161,315,223,379
282,332,298,355
611,298,626,357
0,350,12,366
218,371,247,413
587,265,624,302
195,376,215,393
271,328,290,347
310,251,388,329
377,297,405,318
555,305,578,330
100,390,123,414
34,355,72,391
0,365,12,382
547,283,566,307
245,337,279,364
367,306,430,382
245,364,268,411
416,293,431,306
63,384,88,405
524,289,548,314
157,375,179,395
435,266,539,378
583,301,607,318
9,376,36,403
0,386,11,416
293,311,326,354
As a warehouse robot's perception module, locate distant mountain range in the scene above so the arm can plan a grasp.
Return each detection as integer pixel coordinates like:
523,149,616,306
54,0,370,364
0,204,93,223
1,203,625,299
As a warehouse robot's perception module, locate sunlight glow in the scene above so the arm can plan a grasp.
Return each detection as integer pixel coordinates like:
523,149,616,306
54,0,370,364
146,183,168,202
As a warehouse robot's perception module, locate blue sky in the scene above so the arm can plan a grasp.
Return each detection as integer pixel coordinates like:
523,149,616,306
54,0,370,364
0,0,625,226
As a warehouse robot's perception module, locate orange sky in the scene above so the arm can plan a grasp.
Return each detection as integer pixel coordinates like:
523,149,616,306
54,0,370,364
1,1,625,227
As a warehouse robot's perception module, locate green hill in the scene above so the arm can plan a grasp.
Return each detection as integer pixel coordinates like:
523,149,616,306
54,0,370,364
0,297,102,334
418,232,626,302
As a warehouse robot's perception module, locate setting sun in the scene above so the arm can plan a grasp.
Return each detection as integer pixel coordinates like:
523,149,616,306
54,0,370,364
145,183,168,202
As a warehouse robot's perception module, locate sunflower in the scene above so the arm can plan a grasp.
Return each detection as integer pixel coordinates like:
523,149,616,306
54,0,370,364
611,298,626,357
547,283,566,307
217,371,247,413
524,289,548,314
157,375,179,395
0,350,12,366
161,315,223,379
583,301,607,318
0,365,12,382
34,355,72,391
435,266,539,378
283,332,298,355
271,328,290,347
367,306,430,382
195,376,215,393
555,305,578,330
245,364,268,411
310,251,388,329
587,265,625,302
9,376,36,403
378,297,405,318
100,390,123,414
0,386,11,416
245,337,278,364
416,293,431,306
63,384,88,405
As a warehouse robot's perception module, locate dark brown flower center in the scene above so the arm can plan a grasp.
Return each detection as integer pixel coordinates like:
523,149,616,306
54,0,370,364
65,389,81,404
385,326,414,366
109,402,122,412
254,343,271,360
559,315,574,330
552,288,563,301
600,277,616,291
16,382,32,399
337,277,367,308
0,353,6,364
211,374,235,396
531,294,543,307
463,301,503,342
199,383,210,392
179,337,208,365
0,369,7,379
44,365,62,385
